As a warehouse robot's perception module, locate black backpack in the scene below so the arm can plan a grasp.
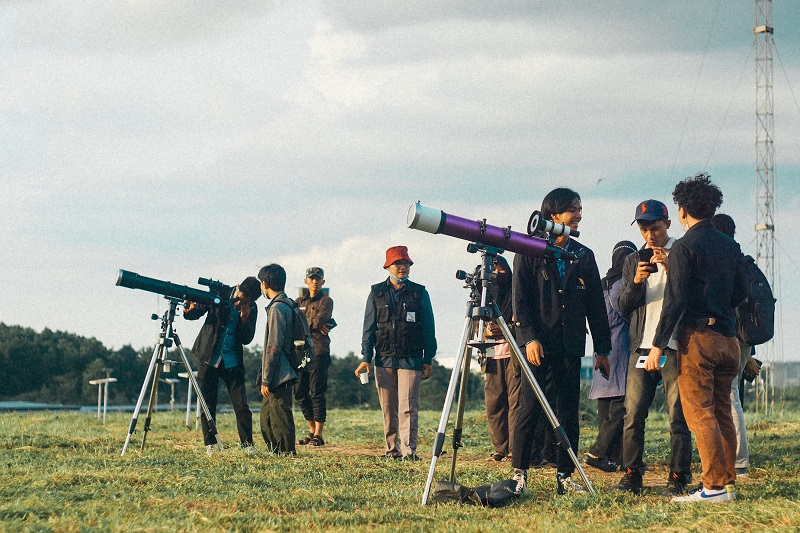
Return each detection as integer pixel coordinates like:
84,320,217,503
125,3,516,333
735,255,776,346
273,296,315,371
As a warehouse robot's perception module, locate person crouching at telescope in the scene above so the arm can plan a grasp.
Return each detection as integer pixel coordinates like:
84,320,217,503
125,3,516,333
511,187,612,495
184,276,262,456
356,246,437,461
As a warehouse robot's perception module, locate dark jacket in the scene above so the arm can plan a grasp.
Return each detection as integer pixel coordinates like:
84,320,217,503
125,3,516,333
653,219,746,348
361,278,437,371
617,249,651,352
295,292,333,356
512,238,612,357
260,292,297,389
184,297,258,375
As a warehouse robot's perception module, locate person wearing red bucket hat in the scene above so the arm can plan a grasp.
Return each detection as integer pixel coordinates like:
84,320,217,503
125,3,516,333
356,246,437,461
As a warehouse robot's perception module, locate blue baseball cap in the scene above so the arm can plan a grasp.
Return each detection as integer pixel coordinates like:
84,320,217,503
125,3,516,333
632,199,669,225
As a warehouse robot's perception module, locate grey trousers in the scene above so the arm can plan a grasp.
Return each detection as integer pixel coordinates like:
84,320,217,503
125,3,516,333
730,341,751,469
375,366,422,457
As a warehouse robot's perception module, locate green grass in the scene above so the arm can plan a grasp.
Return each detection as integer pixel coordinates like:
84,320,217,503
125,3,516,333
1,408,800,532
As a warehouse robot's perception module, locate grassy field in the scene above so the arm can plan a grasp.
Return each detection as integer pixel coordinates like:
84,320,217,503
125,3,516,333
2,407,800,532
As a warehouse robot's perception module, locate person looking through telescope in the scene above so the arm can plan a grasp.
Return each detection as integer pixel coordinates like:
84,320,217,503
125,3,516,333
184,276,262,456
356,246,437,461
510,188,611,495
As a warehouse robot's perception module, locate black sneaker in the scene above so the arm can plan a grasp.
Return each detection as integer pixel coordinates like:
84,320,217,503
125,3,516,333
556,472,587,494
612,467,643,495
582,454,619,473
661,472,688,497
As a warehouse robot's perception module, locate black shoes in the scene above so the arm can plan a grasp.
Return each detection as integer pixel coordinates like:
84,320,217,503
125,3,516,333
612,467,643,495
661,472,689,497
582,454,620,473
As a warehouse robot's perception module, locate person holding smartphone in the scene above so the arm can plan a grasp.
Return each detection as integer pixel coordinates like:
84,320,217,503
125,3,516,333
612,199,693,497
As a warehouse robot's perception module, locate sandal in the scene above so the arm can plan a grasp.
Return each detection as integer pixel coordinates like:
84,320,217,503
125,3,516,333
298,432,315,445
308,435,325,447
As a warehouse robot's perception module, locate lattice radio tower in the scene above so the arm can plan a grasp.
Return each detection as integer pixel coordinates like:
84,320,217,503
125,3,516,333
754,0,775,412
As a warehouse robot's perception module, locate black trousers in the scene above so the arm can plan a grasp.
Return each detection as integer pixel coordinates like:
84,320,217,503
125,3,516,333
260,380,296,454
294,353,331,423
589,395,625,465
512,352,580,474
198,362,253,446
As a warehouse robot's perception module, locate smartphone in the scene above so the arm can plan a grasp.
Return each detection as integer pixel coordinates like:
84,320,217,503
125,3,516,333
638,248,657,273
326,318,337,329
635,354,668,369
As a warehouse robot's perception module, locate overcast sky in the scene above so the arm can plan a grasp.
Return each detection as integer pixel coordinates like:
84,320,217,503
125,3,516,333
2,1,799,370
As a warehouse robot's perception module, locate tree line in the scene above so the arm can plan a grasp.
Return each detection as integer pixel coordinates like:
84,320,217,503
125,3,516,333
0,323,484,410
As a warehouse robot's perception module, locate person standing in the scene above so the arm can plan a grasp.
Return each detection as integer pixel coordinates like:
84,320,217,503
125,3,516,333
648,174,745,503
611,200,693,496
183,276,261,456
711,213,760,478
355,246,437,461
258,263,298,455
482,255,520,462
511,188,612,495
583,240,637,472
295,267,334,447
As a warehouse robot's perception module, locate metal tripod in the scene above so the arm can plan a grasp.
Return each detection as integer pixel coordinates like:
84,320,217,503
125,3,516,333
121,297,224,456
421,243,594,504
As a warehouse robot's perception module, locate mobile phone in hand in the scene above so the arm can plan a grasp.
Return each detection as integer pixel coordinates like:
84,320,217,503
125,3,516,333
639,248,657,273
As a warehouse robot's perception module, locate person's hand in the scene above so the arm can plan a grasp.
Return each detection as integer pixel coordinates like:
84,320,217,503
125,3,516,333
354,361,370,378
422,364,432,380
745,356,762,377
526,340,543,366
260,385,270,397
184,300,196,313
594,355,610,378
652,247,668,272
320,322,334,335
486,323,503,338
645,347,663,371
633,262,654,284
238,302,251,321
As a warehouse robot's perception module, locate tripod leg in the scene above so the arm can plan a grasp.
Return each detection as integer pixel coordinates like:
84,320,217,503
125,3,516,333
494,312,595,495
140,348,165,451
421,315,475,505
121,343,161,456
448,340,473,483
174,335,225,452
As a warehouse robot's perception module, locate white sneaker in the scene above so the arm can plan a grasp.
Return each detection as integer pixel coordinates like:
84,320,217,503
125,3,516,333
206,445,214,457
672,484,730,503
243,444,257,456
512,469,527,494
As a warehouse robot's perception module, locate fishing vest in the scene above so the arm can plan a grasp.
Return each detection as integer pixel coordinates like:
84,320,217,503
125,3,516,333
371,280,426,358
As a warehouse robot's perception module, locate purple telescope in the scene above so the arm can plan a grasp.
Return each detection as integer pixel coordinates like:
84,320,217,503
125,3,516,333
406,202,578,260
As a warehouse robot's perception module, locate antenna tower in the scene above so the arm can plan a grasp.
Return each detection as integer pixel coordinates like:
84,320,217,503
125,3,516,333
754,0,775,412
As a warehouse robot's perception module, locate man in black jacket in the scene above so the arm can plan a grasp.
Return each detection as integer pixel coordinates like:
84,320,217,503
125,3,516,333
511,188,612,495
184,276,261,455
649,174,745,503
356,246,437,461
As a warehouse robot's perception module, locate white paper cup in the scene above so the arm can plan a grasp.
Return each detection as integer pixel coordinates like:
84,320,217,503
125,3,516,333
359,371,369,385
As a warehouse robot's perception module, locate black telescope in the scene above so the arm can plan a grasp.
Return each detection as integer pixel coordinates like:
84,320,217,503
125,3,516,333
407,202,578,260
116,270,228,306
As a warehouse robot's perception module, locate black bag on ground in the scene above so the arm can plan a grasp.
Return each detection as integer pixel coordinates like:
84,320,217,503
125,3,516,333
473,479,520,507
735,255,776,346
430,479,519,508
431,481,481,505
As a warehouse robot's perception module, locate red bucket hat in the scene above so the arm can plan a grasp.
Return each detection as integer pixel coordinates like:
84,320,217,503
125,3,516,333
383,246,414,269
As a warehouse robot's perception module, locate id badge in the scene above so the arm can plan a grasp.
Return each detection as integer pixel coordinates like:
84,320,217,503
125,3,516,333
406,311,416,323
